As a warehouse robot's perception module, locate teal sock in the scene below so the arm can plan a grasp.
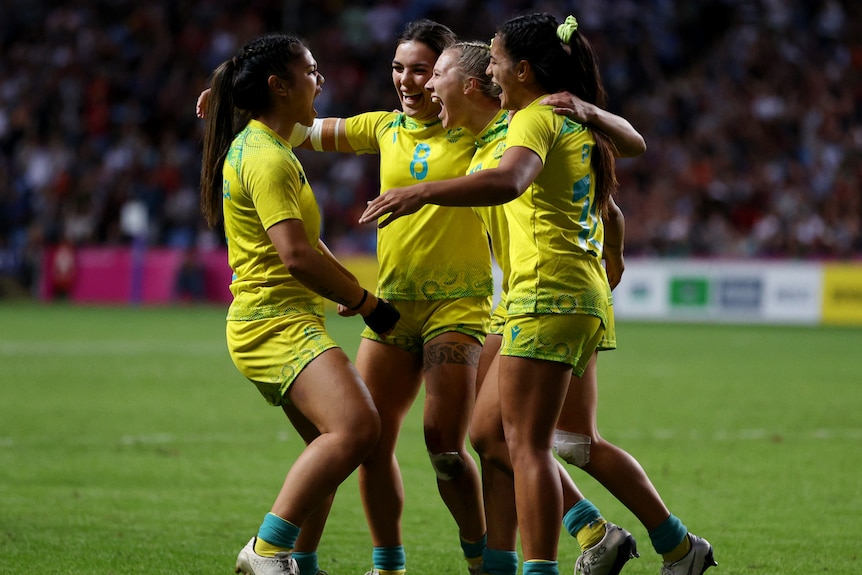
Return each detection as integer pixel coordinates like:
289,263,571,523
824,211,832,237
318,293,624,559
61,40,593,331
522,560,558,575
372,546,406,571
461,533,487,560
562,500,602,536
292,551,319,575
258,512,300,549
483,548,519,575
649,514,688,555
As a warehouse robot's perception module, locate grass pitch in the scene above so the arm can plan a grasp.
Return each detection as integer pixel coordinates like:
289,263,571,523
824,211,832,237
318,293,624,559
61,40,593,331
1,303,860,574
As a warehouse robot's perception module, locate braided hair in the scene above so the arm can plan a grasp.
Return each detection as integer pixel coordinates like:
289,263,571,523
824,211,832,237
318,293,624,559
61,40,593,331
449,41,500,101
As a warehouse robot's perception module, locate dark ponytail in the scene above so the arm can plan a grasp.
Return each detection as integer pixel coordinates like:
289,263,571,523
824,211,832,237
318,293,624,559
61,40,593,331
200,59,238,228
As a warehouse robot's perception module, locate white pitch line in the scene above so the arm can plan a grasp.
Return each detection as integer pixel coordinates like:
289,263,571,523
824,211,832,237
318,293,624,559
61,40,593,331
0,340,224,356
1,429,861,449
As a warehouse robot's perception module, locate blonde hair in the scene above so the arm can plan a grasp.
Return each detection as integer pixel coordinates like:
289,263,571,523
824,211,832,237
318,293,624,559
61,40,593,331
448,41,500,101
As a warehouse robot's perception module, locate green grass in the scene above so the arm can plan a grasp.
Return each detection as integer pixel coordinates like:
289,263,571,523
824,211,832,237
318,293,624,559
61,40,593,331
1,303,860,574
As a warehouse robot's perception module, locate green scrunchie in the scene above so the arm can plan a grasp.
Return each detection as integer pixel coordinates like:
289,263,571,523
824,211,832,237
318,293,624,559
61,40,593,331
557,15,578,44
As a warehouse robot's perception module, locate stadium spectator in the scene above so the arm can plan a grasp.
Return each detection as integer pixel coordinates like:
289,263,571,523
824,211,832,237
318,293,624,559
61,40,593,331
0,0,860,297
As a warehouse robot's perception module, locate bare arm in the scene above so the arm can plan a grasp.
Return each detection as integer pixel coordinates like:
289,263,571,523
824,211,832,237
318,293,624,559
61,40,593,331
601,195,625,290
267,219,376,314
195,89,355,153
290,118,355,153
359,146,543,227
541,92,646,158
317,239,357,283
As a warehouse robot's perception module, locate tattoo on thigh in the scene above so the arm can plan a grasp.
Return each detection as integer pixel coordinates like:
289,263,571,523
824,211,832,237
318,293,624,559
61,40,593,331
423,341,481,371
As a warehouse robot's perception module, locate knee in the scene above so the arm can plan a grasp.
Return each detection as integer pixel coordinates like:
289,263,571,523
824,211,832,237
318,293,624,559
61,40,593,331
470,427,505,468
469,424,492,460
428,450,468,480
553,429,591,467
348,409,381,456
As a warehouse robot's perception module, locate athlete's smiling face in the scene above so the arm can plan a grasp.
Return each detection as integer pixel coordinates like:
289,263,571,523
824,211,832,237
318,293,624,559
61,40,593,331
392,40,441,122
425,48,466,130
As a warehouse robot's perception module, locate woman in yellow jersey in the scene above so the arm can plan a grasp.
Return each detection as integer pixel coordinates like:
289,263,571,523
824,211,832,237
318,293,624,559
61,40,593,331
419,41,636,575
413,40,716,575
393,40,633,575
288,20,492,575
199,33,398,575
359,13,717,575
198,21,489,575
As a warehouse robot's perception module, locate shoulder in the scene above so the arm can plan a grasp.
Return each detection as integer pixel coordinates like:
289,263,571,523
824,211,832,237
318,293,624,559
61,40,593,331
347,110,400,130
510,100,555,128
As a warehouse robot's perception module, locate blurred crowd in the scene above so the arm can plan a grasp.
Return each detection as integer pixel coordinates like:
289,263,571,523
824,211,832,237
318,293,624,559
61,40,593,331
1,0,860,295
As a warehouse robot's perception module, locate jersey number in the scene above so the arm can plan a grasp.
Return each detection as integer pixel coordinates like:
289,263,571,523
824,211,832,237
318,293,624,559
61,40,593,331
571,175,601,256
410,143,431,180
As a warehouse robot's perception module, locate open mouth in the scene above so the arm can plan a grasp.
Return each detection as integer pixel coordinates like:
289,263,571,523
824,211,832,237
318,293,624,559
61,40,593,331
401,92,423,107
430,95,446,120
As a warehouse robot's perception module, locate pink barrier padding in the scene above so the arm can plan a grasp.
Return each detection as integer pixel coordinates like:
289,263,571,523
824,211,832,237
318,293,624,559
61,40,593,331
40,246,233,304
199,250,234,302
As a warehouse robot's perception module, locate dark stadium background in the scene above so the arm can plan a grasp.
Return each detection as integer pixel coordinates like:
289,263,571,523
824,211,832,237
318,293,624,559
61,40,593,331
1,0,859,301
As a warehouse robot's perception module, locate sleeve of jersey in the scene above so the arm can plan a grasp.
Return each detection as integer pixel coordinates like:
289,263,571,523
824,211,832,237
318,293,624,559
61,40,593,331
344,111,394,155
248,150,304,231
505,106,555,164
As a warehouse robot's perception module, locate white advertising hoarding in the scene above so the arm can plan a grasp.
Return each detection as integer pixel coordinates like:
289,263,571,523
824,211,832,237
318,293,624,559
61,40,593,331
613,259,823,325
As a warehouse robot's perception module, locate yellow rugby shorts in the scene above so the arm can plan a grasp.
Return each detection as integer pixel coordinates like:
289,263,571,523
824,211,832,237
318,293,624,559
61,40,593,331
361,296,491,354
500,312,604,376
227,313,339,406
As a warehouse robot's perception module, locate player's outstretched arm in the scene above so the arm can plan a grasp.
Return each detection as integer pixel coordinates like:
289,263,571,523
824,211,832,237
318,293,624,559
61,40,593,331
359,147,541,228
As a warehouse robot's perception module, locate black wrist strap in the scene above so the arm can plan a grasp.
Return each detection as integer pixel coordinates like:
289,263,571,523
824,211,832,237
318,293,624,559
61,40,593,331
349,289,368,311
363,299,400,335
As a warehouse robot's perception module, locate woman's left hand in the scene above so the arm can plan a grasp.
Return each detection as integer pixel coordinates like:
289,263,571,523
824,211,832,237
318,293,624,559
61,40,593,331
358,186,425,228
541,91,593,124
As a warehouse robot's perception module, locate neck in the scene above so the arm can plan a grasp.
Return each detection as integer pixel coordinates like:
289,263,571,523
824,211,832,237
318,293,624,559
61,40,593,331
464,99,503,136
508,82,545,112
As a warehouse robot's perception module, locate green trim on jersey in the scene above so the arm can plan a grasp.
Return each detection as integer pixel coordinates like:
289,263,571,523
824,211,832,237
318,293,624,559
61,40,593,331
469,109,511,303
503,97,609,324
223,119,324,321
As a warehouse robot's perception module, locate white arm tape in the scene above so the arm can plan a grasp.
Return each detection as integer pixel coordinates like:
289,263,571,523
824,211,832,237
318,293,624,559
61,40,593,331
288,122,312,147
333,118,342,151
291,118,341,151
309,118,325,151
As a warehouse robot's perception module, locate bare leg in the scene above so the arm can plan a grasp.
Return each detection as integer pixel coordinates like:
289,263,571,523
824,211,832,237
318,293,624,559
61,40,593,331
422,332,486,541
270,348,380,526
498,356,572,561
474,336,518,552
473,340,586,554
559,353,670,531
355,338,423,547
281,403,337,555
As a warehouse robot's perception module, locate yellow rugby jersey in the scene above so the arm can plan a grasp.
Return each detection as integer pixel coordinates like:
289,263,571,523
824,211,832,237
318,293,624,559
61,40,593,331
469,110,511,301
223,119,324,320
503,97,609,323
345,111,492,300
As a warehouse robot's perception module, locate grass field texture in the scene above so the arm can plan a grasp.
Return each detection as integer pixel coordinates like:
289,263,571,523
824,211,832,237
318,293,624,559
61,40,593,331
1,303,860,574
